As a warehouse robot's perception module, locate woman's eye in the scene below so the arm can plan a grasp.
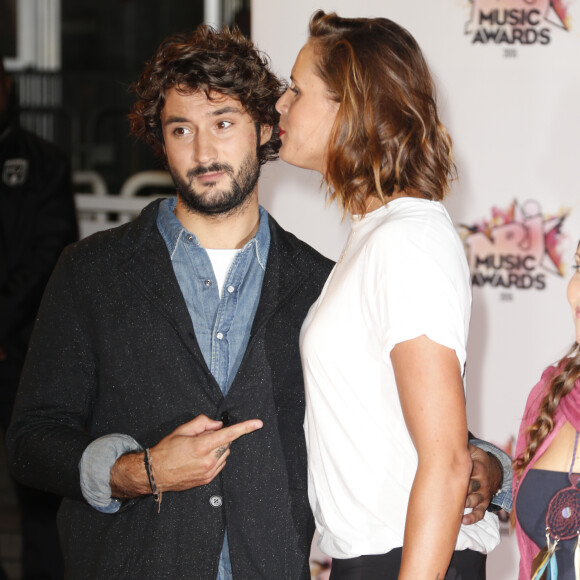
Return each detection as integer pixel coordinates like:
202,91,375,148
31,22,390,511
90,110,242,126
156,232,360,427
289,84,299,95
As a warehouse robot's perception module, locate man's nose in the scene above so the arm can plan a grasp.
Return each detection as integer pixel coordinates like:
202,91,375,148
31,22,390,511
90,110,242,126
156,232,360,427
192,132,218,164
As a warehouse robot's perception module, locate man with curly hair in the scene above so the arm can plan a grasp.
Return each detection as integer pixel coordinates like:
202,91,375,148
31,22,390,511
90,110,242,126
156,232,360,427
7,26,334,579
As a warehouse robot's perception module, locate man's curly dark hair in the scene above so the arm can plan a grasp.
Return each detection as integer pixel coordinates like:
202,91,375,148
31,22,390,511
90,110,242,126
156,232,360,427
129,26,283,165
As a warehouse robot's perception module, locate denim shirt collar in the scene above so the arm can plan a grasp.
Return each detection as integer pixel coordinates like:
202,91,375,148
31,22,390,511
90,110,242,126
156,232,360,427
157,197,269,269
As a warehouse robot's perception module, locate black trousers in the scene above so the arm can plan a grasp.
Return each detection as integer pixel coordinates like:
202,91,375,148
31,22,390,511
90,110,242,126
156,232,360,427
329,547,486,580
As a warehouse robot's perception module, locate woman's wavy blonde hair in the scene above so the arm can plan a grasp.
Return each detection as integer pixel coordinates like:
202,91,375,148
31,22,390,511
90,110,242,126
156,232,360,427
308,10,456,216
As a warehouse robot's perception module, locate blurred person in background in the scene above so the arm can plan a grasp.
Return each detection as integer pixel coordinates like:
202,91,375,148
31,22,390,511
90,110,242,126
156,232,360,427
0,55,77,579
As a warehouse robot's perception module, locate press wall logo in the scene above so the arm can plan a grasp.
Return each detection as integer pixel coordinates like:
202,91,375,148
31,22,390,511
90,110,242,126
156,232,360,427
458,200,568,292
465,0,573,50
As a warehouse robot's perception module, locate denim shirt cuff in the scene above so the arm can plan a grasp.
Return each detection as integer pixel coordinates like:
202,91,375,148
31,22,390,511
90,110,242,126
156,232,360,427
79,434,142,513
469,437,513,513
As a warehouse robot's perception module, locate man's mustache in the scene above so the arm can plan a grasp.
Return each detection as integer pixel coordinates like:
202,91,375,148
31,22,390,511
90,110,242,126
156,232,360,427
187,163,234,179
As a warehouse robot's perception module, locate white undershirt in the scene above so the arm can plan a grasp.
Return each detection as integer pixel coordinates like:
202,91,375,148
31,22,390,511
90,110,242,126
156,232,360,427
301,197,500,559
206,248,240,297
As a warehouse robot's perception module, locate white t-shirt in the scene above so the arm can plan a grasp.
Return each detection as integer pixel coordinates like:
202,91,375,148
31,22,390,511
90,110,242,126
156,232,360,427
301,197,499,559
206,248,240,297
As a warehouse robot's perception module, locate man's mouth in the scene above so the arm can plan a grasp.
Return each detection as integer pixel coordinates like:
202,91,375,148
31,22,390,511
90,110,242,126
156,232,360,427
188,164,232,185
196,171,225,183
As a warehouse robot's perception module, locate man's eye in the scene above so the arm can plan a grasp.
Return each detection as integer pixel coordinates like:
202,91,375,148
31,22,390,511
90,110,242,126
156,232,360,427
173,127,190,136
289,84,299,95
217,120,232,129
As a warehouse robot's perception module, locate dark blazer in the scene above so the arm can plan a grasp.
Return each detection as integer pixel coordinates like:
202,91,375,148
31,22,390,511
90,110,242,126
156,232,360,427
7,200,334,579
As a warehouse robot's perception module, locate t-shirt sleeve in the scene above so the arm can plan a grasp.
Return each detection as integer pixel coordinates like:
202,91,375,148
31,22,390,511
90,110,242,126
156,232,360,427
371,220,471,372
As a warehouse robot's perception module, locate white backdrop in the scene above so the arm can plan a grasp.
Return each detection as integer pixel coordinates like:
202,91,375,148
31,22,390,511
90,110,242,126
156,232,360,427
252,1,580,578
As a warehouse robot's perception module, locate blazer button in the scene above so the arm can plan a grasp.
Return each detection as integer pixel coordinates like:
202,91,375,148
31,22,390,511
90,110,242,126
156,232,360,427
220,411,230,426
209,495,223,508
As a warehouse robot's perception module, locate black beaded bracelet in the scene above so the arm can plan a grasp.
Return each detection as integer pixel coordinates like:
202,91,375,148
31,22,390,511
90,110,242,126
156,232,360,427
144,448,162,513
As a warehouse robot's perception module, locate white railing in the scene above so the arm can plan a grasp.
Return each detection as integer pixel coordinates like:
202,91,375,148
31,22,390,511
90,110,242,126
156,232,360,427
75,193,171,239
73,170,175,239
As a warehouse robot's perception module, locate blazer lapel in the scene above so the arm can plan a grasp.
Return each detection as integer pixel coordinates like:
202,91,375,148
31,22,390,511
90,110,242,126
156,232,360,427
118,207,223,403
249,217,310,340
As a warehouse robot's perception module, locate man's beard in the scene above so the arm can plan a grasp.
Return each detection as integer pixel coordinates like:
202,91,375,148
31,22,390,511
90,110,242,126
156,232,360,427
169,152,260,216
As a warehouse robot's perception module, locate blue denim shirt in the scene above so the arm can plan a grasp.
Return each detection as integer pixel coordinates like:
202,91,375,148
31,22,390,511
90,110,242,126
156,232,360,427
79,198,270,580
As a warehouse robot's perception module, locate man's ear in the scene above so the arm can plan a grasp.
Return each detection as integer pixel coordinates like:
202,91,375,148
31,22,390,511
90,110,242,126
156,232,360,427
259,124,273,146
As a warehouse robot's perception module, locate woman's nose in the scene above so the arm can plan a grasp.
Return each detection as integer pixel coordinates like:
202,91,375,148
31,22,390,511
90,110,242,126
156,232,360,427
275,90,290,114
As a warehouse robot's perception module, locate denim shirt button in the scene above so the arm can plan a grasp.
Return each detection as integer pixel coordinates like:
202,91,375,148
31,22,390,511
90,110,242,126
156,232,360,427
209,495,223,508
204,279,212,287
216,332,223,340
186,234,193,241
227,285,235,293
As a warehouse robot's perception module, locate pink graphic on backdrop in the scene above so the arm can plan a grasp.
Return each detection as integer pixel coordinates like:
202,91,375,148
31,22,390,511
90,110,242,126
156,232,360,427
467,0,571,29
551,0,574,28
459,200,568,290
465,0,573,43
